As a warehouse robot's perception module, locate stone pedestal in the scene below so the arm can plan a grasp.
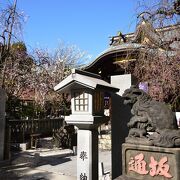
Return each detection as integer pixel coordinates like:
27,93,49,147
65,115,106,180
0,89,6,160
77,129,98,180
117,143,180,180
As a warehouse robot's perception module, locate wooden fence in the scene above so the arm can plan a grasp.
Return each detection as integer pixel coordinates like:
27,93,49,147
8,118,64,143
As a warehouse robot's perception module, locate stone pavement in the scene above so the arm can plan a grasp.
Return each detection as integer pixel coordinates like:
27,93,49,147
0,148,111,180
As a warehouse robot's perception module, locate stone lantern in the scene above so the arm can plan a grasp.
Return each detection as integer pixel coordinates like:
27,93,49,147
54,69,119,180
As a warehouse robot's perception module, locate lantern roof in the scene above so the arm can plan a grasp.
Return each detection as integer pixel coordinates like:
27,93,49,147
54,69,119,93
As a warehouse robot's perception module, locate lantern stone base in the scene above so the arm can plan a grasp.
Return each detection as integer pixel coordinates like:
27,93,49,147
116,143,180,180
65,115,109,129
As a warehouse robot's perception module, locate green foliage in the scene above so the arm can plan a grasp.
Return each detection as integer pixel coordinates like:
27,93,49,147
11,42,27,53
6,96,35,119
6,95,21,119
52,125,76,149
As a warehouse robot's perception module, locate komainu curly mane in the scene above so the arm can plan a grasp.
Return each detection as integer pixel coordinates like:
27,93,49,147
122,86,180,147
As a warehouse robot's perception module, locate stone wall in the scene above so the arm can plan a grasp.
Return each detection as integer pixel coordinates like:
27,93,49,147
99,134,111,150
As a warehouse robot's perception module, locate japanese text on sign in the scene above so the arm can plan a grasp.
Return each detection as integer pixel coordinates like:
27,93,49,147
128,153,172,178
79,151,88,161
80,173,87,180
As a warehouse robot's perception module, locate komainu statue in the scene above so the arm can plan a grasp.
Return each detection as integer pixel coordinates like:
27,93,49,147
122,85,180,147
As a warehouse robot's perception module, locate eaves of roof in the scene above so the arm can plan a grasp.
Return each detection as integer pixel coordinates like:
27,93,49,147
54,69,119,93
83,43,145,71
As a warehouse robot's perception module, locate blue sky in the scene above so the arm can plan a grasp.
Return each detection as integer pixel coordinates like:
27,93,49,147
16,0,138,59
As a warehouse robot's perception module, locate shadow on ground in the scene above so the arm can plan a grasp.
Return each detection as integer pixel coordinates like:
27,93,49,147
0,148,74,180
11,150,73,167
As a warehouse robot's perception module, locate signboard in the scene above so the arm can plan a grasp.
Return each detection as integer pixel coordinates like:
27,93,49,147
122,143,180,180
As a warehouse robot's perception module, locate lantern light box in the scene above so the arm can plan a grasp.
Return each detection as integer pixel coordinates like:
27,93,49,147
54,69,119,128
